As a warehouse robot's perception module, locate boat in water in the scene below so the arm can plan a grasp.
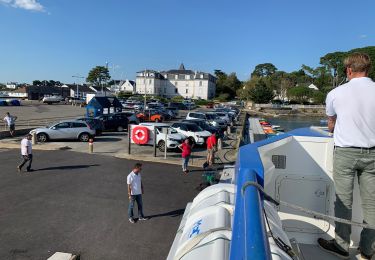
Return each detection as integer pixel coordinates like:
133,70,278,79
167,125,365,260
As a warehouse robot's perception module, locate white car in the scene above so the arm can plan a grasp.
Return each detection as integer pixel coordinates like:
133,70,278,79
139,122,186,151
30,120,96,142
170,122,211,145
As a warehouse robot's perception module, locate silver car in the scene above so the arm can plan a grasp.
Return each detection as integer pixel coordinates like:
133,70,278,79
30,120,96,142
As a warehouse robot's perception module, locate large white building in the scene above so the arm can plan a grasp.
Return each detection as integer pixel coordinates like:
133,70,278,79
135,64,216,100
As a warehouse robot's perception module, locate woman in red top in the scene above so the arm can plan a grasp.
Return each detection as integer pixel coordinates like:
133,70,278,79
178,139,192,174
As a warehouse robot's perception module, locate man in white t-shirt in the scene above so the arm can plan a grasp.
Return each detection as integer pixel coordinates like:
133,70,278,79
17,134,33,172
3,112,17,137
127,162,148,223
318,53,375,260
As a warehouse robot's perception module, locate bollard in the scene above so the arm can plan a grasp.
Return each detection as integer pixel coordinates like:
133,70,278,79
88,138,94,153
32,132,37,145
217,138,223,150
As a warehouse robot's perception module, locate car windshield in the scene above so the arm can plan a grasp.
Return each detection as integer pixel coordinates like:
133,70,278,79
169,127,178,134
206,114,215,120
186,124,202,132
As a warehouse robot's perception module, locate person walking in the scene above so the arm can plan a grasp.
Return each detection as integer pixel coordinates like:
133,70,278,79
127,163,148,223
206,133,217,166
3,112,17,137
17,134,33,172
178,139,192,174
317,53,375,260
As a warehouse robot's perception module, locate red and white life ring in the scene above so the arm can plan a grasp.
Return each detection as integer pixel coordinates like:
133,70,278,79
132,126,149,144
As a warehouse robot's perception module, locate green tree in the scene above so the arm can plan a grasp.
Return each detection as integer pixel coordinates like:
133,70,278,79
287,86,313,104
251,63,277,78
171,95,184,102
32,80,42,86
247,79,275,103
312,91,326,104
86,66,111,86
214,70,242,100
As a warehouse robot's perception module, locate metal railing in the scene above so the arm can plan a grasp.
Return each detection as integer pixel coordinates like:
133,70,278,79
254,104,325,109
230,169,272,260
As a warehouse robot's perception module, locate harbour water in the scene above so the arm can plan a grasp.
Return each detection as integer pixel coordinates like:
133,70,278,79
266,116,326,131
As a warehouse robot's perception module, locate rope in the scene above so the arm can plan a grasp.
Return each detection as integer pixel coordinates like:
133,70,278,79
242,181,375,230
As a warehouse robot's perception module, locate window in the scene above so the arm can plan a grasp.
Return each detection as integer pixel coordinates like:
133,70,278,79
72,122,86,128
186,75,190,80
199,81,202,86
149,79,152,84
55,122,70,129
186,89,188,94
175,89,178,93
175,82,178,86
200,74,204,79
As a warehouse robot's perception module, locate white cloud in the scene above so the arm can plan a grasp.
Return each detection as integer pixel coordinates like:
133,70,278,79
360,34,368,39
0,0,45,12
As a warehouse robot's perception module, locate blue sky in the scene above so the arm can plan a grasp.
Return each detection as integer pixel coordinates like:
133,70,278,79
0,0,374,84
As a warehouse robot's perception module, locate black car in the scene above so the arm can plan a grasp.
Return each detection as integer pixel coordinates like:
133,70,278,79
168,102,187,110
95,113,129,132
76,117,104,135
182,119,224,138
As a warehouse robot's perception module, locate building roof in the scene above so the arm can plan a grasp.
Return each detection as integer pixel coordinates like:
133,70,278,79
88,96,122,108
66,84,95,93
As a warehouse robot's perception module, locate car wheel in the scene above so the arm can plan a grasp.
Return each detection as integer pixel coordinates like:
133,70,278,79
158,140,166,152
37,133,48,142
79,133,90,142
117,126,124,132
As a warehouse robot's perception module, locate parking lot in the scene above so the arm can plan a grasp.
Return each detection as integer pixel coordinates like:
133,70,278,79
0,149,203,260
0,102,241,167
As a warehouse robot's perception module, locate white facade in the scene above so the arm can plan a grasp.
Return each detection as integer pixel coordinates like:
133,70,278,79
6,83,17,89
135,65,216,100
118,80,136,93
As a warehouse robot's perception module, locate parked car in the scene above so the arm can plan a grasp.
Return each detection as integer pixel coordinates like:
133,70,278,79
168,102,187,110
182,101,196,110
165,107,179,118
146,102,164,110
182,119,223,138
30,120,96,142
95,113,129,132
206,102,214,108
119,111,140,124
76,117,104,135
186,111,227,129
139,122,186,152
136,110,164,122
213,111,232,125
170,122,211,146
68,97,86,105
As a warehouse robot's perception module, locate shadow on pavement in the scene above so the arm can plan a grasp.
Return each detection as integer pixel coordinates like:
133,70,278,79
36,164,100,171
147,208,185,219
94,137,123,142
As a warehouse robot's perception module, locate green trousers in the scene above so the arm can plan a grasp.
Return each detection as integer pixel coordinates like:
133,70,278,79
334,147,375,257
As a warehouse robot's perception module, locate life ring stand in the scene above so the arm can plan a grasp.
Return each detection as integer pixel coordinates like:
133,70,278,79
132,126,149,144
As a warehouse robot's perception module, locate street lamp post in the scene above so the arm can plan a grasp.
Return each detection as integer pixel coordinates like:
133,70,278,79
72,75,85,104
144,69,147,111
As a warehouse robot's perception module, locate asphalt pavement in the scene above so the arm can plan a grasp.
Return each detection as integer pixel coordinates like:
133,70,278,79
0,149,202,260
